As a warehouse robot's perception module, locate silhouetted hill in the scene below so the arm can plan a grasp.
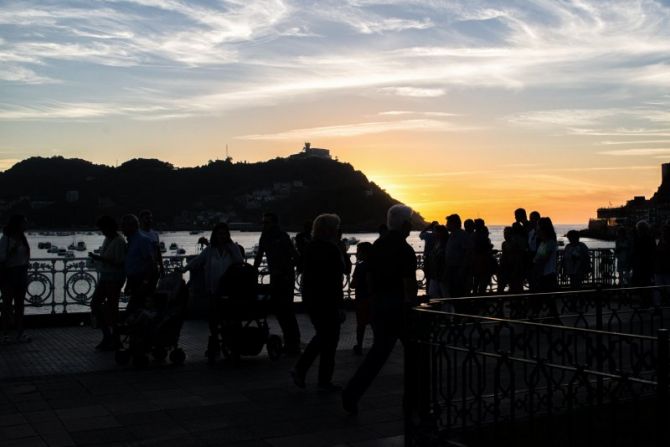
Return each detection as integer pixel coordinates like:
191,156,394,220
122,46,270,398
0,156,426,231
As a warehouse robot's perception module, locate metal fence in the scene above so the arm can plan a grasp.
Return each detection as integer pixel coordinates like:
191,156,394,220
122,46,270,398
19,248,621,315
404,285,670,446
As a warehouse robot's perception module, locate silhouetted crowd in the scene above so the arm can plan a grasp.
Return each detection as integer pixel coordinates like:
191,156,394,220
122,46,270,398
422,209,570,298
2,205,670,415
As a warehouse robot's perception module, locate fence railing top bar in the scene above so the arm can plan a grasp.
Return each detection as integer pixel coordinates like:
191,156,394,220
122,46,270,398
428,284,670,304
442,344,660,384
412,306,661,341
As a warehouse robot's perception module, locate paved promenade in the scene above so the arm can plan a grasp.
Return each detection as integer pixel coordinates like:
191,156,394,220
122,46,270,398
0,313,404,446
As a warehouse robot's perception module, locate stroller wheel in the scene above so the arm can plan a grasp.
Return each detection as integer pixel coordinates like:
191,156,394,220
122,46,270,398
267,335,283,361
115,350,131,366
133,354,149,369
152,347,167,362
170,348,186,365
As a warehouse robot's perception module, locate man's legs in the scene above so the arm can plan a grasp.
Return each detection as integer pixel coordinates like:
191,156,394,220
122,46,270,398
317,317,341,386
271,273,301,353
343,316,399,408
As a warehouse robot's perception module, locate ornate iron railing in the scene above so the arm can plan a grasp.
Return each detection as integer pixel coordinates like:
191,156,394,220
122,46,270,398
433,285,670,336
24,256,189,314
18,248,622,315
21,253,424,314
404,286,670,447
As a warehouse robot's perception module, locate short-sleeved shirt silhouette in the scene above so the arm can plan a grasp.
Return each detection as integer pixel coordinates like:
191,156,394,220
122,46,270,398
369,231,416,313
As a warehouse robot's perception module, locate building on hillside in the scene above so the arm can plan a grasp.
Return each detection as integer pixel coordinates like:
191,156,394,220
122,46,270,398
290,142,331,160
590,162,670,232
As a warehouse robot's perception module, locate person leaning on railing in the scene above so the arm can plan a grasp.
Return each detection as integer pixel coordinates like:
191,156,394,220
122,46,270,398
0,214,31,344
88,215,127,351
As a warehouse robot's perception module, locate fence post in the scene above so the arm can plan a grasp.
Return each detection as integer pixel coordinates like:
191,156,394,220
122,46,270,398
595,286,604,405
657,329,669,447
404,308,419,447
595,285,603,331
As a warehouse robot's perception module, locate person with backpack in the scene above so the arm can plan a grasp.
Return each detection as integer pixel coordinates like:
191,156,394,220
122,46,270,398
0,214,31,343
254,213,301,356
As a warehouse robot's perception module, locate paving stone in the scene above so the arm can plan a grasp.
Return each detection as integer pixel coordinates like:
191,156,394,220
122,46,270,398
0,412,27,427
61,416,121,432
56,406,110,421
30,418,67,435
135,434,202,447
266,427,381,447
39,430,76,447
366,420,404,437
0,423,37,440
194,426,257,445
23,410,61,424
69,427,135,446
127,422,189,441
2,436,47,447
113,411,174,427
352,435,405,447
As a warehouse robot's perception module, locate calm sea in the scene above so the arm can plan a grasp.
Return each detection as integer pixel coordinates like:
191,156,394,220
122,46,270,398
27,225,613,259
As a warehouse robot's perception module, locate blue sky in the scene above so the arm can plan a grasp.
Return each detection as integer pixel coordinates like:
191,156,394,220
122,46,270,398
1,0,670,222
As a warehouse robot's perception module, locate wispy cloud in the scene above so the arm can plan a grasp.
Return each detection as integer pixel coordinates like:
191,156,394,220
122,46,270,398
600,140,670,145
378,110,458,117
237,119,471,140
598,148,670,157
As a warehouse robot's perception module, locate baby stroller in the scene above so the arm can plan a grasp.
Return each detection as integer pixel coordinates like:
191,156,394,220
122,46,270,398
207,263,283,364
115,272,188,368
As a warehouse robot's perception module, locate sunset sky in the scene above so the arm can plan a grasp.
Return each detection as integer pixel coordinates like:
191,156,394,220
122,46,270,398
2,0,670,224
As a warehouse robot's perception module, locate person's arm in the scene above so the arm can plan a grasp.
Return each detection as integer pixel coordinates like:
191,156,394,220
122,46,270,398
182,248,207,272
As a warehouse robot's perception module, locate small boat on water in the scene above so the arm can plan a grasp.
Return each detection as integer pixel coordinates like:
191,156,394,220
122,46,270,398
169,243,178,250
64,251,75,258
176,248,186,255
48,246,60,254
38,241,52,249
57,248,67,256
344,237,360,246
69,241,87,251
159,241,167,253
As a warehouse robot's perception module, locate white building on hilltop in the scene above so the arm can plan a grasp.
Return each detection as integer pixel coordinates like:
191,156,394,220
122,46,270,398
293,142,331,159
